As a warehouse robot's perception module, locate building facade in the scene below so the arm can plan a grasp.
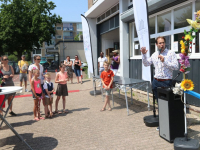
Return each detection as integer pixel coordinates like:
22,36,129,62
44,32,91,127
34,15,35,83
85,0,200,106
32,22,85,67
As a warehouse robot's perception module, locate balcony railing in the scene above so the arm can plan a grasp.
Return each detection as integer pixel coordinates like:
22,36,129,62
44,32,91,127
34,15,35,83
63,27,74,31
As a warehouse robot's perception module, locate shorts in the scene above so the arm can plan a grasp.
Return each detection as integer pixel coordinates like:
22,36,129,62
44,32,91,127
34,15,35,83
19,73,27,82
32,92,42,99
74,69,81,77
44,97,53,105
104,89,111,96
56,84,68,96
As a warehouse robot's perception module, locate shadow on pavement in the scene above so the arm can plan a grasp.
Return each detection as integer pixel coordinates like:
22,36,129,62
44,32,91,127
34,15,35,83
112,93,154,113
82,80,91,83
7,111,33,117
0,133,58,150
70,107,90,112
0,120,36,130
188,128,200,142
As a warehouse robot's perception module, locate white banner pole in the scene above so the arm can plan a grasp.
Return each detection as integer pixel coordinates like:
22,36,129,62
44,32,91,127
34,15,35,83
133,0,151,82
81,15,94,75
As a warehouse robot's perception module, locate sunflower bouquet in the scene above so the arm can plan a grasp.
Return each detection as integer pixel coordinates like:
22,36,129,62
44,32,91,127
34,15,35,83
173,11,200,95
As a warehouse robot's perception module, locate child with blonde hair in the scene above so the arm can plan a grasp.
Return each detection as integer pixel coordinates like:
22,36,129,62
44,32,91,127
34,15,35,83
43,73,55,118
31,68,44,121
100,61,114,111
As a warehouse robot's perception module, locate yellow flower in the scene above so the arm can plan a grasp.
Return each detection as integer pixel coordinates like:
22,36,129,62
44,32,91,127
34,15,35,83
180,40,184,45
181,49,185,53
187,19,200,29
184,34,192,41
181,79,194,91
196,10,200,16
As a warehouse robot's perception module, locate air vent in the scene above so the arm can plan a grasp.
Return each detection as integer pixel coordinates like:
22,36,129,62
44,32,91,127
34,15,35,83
97,3,119,23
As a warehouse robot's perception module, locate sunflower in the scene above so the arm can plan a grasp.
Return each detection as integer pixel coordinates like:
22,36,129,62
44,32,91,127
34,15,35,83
184,34,192,41
181,79,194,91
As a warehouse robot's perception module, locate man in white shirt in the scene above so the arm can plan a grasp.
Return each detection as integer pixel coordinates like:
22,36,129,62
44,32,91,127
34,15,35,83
98,52,108,76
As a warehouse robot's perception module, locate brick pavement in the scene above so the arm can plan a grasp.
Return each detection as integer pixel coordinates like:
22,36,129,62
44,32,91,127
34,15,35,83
0,72,200,150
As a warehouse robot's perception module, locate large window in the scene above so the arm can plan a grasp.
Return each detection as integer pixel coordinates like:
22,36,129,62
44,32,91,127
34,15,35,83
130,1,200,58
157,12,171,33
174,4,192,29
63,23,74,31
149,17,155,35
77,23,82,31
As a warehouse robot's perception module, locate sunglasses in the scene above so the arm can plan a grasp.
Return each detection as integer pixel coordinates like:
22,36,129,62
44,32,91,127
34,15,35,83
3,59,8,61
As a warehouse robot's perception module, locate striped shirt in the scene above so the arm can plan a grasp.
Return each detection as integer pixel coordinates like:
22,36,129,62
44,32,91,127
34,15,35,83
142,48,178,79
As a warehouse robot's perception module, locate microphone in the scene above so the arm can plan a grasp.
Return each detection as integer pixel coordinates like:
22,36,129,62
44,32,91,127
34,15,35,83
158,48,162,55
158,48,162,60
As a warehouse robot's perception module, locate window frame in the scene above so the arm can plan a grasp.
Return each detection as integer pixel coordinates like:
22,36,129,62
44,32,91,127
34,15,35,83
56,35,62,39
56,27,62,30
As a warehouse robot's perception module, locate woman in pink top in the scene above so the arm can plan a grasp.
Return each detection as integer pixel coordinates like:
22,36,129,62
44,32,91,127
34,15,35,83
31,68,44,121
55,63,69,114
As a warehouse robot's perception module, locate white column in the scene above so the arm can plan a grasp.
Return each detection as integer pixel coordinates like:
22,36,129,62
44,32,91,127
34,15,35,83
87,18,98,77
119,0,129,78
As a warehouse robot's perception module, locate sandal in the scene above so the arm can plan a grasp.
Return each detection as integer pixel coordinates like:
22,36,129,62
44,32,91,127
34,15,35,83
39,117,45,120
100,108,106,112
63,110,69,113
45,115,50,119
50,112,53,117
108,107,112,111
53,111,58,114
34,117,40,121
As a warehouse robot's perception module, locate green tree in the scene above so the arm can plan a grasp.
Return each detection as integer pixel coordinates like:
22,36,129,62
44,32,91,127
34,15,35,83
0,0,62,60
74,32,82,41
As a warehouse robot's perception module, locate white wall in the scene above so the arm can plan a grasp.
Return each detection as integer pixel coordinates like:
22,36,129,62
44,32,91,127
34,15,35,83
101,28,120,54
119,0,129,78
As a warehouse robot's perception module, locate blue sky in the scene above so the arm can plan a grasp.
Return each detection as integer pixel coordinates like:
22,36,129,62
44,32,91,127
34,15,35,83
47,0,88,22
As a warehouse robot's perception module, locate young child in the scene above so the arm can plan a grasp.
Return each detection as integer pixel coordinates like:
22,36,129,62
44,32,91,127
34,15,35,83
31,68,44,121
43,73,55,118
54,63,69,114
100,61,114,111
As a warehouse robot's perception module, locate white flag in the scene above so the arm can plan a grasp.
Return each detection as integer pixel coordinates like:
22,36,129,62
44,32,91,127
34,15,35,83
133,0,151,82
81,15,94,74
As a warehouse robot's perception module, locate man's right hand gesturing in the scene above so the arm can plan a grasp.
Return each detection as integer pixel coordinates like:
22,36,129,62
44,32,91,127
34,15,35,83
140,47,148,54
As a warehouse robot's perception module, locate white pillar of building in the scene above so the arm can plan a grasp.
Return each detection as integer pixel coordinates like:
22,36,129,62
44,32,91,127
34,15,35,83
87,18,98,77
119,0,129,78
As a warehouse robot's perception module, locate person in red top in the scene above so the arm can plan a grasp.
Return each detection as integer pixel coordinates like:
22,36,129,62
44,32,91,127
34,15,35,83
100,61,114,111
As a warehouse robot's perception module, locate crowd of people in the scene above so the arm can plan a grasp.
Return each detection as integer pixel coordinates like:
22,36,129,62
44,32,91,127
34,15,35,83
0,49,121,120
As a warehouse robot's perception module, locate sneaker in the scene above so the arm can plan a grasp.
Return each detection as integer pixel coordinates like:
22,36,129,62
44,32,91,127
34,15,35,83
9,111,17,116
156,127,159,131
25,89,28,92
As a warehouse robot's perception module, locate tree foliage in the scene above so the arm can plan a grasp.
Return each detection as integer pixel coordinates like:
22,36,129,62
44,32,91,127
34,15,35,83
0,0,62,59
74,31,82,41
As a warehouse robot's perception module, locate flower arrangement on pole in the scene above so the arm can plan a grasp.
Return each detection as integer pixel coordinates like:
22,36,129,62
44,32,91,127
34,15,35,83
173,11,200,94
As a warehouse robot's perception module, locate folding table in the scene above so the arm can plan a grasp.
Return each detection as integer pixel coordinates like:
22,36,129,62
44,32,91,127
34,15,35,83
0,86,33,150
93,76,150,115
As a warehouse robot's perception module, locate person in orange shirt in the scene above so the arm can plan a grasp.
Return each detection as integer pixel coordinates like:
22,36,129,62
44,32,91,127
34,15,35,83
100,61,114,111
